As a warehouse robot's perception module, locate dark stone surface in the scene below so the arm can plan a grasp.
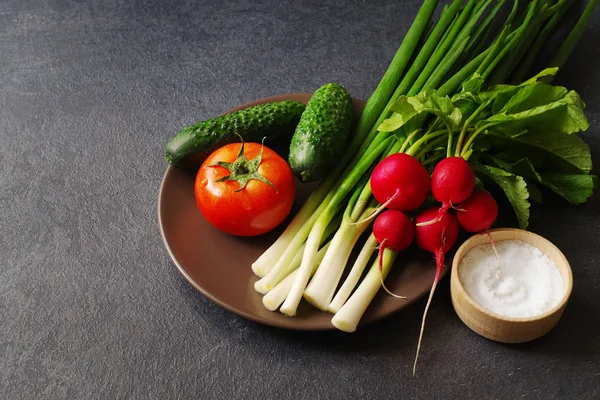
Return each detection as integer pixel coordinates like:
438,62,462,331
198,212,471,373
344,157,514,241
1,1,599,398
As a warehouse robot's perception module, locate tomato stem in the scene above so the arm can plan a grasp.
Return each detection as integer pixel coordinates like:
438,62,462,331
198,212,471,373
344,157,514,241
210,139,277,192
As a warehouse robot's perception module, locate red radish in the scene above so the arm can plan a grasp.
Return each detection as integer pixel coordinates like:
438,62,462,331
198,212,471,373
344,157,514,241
456,190,503,273
431,157,475,204
456,190,498,232
413,207,459,375
370,153,430,211
417,157,475,226
373,210,414,298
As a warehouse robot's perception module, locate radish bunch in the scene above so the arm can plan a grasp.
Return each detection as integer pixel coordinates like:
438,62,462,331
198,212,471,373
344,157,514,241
369,153,500,374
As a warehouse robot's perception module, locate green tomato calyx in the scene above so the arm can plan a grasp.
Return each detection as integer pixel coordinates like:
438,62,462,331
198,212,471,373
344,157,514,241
210,139,277,192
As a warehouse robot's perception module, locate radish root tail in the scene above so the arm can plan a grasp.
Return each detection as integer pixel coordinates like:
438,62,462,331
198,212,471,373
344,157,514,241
413,247,444,376
377,240,407,300
351,190,400,225
415,203,451,227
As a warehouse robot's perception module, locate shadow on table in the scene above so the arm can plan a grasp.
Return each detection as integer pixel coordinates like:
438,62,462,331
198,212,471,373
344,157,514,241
503,293,600,361
171,255,448,354
242,282,457,357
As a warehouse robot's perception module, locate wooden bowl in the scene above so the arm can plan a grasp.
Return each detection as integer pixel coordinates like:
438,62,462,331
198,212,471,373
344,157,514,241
450,228,573,343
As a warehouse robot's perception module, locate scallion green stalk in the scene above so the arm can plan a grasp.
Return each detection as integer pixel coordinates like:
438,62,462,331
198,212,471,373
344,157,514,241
327,233,378,313
254,212,342,292
422,35,471,90
331,249,398,333
465,0,507,56
511,0,572,83
262,242,331,311
280,137,392,316
303,213,374,310
408,0,478,95
549,0,599,73
352,0,439,150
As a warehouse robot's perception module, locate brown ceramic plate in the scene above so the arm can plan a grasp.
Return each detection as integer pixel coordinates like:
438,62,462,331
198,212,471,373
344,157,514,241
158,93,442,330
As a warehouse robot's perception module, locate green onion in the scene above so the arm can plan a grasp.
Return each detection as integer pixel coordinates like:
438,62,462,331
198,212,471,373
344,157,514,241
409,0,479,96
511,0,573,83
331,249,398,333
262,241,331,311
327,233,379,313
465,0,507,57
549,0,599,72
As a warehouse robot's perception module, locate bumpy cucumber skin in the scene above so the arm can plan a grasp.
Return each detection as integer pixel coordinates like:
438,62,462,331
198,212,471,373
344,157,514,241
165,101,306,170
288,83,354,182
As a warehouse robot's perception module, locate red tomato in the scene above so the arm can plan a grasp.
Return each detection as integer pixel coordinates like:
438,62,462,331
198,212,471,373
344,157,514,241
194,142,296,236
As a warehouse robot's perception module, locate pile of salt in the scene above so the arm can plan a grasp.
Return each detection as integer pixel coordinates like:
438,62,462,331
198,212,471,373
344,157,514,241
458,239,565,318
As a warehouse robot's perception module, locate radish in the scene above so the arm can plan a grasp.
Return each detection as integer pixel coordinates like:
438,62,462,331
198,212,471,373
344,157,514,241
456,190,498,233
372,210,414,298
370,153,430,212
417,156,475,226
456,190,503,273
413,207,459,375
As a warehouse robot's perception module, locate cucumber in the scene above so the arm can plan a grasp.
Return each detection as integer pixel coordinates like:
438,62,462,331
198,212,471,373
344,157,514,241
165,101,306,170
288,83,354,182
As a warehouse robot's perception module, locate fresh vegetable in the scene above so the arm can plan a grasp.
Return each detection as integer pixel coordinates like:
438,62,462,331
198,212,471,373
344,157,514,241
426,156,476,221
327,233,379,313
302,192,378,310
413,208,459,375
194,141,295,237
288,83,354,182
373,210,414,297
373,210,415,255
548,0,600,76
248,0,597,341
262,241,332,311
166,101,305,170
279,138,391,316
370,153,431,211
456,190,498,232
456,189,503,269
331,249,398,332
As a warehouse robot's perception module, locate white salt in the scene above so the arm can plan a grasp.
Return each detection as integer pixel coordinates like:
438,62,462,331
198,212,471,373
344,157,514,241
458,239,565,318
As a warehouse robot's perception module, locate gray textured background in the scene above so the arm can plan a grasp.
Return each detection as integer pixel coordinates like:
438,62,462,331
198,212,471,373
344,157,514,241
1,0,599,399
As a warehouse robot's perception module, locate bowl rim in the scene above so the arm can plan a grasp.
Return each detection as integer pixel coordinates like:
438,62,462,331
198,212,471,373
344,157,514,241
451,227,574,323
